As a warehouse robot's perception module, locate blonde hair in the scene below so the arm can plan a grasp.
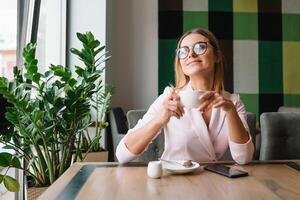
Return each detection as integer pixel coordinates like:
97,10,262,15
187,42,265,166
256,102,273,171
174,28,224,93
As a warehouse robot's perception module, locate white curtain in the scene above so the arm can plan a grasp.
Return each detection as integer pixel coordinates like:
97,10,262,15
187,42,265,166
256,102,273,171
16,1,40,199
16,0,40,69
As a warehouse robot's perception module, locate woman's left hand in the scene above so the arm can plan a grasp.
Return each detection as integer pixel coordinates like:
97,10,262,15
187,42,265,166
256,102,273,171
197,91,235,113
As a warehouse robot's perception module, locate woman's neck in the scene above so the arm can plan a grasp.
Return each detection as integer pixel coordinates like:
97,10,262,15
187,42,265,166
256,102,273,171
190,75,213,91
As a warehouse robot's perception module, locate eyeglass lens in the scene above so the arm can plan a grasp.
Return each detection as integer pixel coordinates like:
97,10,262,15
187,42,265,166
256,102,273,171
176,42,207,59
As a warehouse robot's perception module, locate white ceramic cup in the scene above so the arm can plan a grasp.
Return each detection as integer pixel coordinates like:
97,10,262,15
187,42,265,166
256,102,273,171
147,161,162,179
179,90,204,109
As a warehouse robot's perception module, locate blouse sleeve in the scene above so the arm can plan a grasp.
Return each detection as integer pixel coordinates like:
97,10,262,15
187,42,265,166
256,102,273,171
228,94,255,164
116,87,173,163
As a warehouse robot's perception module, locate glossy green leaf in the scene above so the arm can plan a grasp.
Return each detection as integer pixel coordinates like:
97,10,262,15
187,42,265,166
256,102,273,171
0,152,12,167
75,66,85,76
11,157,21,169
4,176,20,192
68,78,77,87
32,73,41,83
0,174,3,183
26,65,38,74
86,32,95,42
89,40,100,49
76,32,87,43
70,48,83,58
94,46,105,56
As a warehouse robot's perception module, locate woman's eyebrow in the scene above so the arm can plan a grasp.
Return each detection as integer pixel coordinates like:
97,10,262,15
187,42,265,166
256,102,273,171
179,45,189,48
180,41,207,48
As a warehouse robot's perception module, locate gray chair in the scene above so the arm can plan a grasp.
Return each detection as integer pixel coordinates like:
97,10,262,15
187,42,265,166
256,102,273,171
126,109,164,162
278,106,300,112
246,112,260,160
221,112,258,160
245,112,257,147
109,107,128,161
254,106,300,161
127,109,147,129
126,109,258,162
259,112,300,160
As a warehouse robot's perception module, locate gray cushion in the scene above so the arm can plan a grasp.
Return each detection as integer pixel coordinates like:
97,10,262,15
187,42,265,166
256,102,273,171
259,112,300,160
126,109,147,129
221,112,257,160
278,106,300,112
109,107,128,161
127,109,165,162
246,112,261,160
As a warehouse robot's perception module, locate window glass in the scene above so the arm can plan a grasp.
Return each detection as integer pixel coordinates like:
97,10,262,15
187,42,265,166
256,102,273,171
35,0,66,73
0,0,17,80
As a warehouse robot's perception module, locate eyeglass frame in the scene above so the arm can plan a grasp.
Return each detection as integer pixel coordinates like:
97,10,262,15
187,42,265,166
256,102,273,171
175,41,209,60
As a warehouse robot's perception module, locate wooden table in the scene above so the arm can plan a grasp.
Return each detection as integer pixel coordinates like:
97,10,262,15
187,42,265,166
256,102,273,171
39,161,300,200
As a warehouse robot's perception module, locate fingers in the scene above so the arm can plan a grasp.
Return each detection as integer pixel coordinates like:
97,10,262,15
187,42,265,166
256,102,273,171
174,91,185,116
212,100,227,108
161,103,178,119
167,88,175,100
206,93,223,110
198,92,227,112
168,100,184,117
171,89,180,101
163,89,184,119
170,109,181,119
197,99,211,112
200,92,235,112
170,89,184,116
199,91,215,101
197,92,215,112
178,103,185,115
213,97,234,111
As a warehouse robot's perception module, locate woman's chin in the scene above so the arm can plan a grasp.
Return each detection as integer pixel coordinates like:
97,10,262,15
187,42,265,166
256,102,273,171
183,68,210,76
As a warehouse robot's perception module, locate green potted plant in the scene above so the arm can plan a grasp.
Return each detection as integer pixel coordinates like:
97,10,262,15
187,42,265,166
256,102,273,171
0,32,112,193
70,40,113,163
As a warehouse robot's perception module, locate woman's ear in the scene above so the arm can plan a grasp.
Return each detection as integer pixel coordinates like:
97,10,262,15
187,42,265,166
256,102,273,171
215,50,222,63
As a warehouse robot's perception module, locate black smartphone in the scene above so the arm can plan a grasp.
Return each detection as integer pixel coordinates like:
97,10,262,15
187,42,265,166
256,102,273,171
204,164,248,178
286,162,300,172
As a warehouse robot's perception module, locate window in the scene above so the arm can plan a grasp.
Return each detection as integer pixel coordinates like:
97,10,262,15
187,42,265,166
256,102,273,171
0,3,17,199
35,0,67,72
0,0,17,80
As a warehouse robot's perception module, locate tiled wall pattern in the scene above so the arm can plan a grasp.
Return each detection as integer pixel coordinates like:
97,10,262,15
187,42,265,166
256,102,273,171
159,0,300,117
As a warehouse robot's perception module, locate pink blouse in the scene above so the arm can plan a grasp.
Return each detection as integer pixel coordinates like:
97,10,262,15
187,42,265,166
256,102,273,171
116,83,254,164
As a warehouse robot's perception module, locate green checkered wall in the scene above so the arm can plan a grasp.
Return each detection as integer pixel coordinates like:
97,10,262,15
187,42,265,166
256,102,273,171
159,0,300,117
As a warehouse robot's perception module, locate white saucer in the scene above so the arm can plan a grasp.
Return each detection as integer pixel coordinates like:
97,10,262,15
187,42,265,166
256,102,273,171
162,160,200,174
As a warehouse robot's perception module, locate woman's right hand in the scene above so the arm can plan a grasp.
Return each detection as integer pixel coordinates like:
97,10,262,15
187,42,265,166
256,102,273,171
157,88,184,125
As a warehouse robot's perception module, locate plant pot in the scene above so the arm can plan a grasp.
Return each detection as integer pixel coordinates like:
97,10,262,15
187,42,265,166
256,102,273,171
26,186,48,200
83,151,108,162
71,151,108,164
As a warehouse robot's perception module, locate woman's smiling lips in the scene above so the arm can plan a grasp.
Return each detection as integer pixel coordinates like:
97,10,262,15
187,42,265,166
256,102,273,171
187,60,202,66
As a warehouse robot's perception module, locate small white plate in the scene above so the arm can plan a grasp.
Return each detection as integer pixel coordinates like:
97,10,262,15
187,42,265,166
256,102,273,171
162,160,200,174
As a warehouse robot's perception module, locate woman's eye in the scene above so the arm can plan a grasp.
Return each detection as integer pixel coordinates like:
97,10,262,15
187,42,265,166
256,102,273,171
195,43,205,50
179,48,188,55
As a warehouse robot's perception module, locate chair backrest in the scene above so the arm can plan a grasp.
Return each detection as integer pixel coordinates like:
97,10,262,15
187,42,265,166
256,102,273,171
246,112,261,160
278,106,300,113
126,109,164,162
108,107,128,161
221,112,258,160
245,112,256,145
127,109,147,129
259,112,300,160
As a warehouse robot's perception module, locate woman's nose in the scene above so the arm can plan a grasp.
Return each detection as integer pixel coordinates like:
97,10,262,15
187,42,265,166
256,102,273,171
188,50,197,58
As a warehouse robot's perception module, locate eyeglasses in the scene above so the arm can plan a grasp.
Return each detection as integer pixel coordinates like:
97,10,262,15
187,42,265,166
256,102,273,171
176,41,208,60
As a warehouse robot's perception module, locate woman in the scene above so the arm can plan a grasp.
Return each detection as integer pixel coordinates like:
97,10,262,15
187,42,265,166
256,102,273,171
116,28,254,164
